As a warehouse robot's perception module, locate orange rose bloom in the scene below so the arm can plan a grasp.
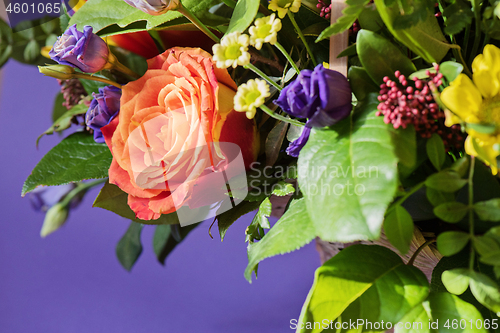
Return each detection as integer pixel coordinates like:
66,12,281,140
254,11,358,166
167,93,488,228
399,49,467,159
102,47,259,221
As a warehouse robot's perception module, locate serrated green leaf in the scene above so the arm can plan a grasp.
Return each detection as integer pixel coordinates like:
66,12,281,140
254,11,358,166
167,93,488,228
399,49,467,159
425,171,468,193
442,0,473,35
426,187,455,206
93,181,180,225
384,206,414,254
253,197,272,229
271,181,295,197
426,133,446,171
225,0,259,35
217,200,262,241
469,272,500,313
245,198,315,282
22,132,111,196
116,222,143,271
474,198,500,222
437,231,470,256
434,202,469,223
356,29,417,84
298,93,398,242
37,103,88,145
442,268,470,295
297,245,429,333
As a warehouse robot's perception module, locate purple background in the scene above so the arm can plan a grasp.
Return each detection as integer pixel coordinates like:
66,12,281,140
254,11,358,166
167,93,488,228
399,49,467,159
0,61,320,332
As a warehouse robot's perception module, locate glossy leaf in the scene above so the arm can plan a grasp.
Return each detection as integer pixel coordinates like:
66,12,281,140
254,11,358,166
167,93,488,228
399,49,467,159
356,29,417,84
426,133,446,171
22,132,112,196
437,231,470,256
297,245,429,333
217,200,262,241
384,206,414,254
245,198,315,282
225,0,259,35
474,198,500,222
347,66,379,101
298,94,398,242
442,268,470,295
425,171,468,193
434,202,469,223
391,125,417,169
317,0,371,41
116,222,143,271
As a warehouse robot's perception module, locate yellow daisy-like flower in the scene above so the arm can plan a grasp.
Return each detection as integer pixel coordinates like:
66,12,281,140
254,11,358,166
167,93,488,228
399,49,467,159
441,44,500,174
212,32,251,69
234,79,270,119
268,0,301,19
249,14,282,50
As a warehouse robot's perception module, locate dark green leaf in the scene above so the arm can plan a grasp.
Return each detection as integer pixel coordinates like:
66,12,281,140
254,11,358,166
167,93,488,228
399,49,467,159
434,202,469,223
384,206,414,254
153,223,197,265
52,93,68,122
356,29,417,84
116,222,143,271
437,231,470,256
469,272,500,313
442,0,474,35
347,66,379,100
22,132,111,195
297,245,429,333
425,171,468,193
265,121,288,166
217,200,262,241
426,133,446,171
245,198,315,282
426,187,455,206
37,103,88,145
450,155,469,178
0,19,13,68
225,0,259,35
442,268,471,295
298,93,398,242
391,124,417,169
474,199,500,222
79,78,108,95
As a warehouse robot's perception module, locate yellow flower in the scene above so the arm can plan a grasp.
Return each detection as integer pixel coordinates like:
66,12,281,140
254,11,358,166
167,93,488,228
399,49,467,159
268,0,301,19
234,79,270,119
249,14,282,50
441,44,500,174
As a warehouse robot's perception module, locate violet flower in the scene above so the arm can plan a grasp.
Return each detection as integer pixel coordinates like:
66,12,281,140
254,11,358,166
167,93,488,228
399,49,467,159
49,25,109,73
275,64,352,128
286,126,311,157
86,86,121,143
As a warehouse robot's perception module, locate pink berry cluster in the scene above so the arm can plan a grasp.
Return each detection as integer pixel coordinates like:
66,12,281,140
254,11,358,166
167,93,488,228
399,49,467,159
58,79,90,110
317,0,331,19
376,66,464,149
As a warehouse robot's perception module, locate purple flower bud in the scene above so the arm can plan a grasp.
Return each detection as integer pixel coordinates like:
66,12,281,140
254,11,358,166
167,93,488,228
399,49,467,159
86,86,122,143
275,65,352,128
123,0,180,15
49,25,109,73
286,126,311,157
29,184,81,212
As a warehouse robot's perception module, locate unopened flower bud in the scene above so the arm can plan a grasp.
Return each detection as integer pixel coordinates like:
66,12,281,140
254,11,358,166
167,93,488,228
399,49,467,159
38,65,76,80
40,203,69,237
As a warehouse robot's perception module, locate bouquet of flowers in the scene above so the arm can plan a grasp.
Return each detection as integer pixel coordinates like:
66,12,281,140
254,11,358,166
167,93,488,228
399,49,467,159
5,0,500,329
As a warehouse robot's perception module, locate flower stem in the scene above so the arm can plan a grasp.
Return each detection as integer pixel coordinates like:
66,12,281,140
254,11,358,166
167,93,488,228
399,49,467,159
468,156,476,271
60,179,107,207
469,0,482,65
244,63,282,91
407,239,436,266
176,4,220,43
287,12,317,67
259,104,304,126
73,73,122,89
275,42,300,74
106,52,140,79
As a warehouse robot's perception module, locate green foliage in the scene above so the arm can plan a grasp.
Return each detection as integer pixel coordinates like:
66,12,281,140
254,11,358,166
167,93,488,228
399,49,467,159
271,181,295,196
52,93,68,122
217,200,262,241
298,93,398,242
437,231,470,256
474,199,500,222
391,125,417,169
426,134,446,171
225,0,259,35
356,29,417,84
153,224,197,265
245,198,315,282
469,272,500,313
37,103,88,145
442,0,474,35
384,206,414,254
439,61,464,83
425,170,468,193
390,0,435,30
426,187,455,206
0,19,13,68
265,121,288,166
116,222,143,271
316,0,371,42
297,245,429,333
245,198,272,243
442,268,471,295
434,202,469,223
347,66,379,101
22,132,111,196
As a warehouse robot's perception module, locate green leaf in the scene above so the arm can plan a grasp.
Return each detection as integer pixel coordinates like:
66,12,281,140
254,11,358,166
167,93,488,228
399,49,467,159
426,133,446,171
450,155,469,178
93,181,180,225
391,0,434,30
442,0,473,35
347,66,379,101
245,198,315,282
265,120,288,166
37,103,88,145
79,78,108,95
52,93,68,122
23,39,39,62
297,245,429,333
474,198,500,222
442,268,470,295
217,200,262,241
469,272,500,314
253,197,272,229
384,206,414,254
439,61,464,83
69,0,222,35
434,202,469,223
0,19,13,68
425,171,468,193
391,124,417,169
426,187,455,206
298,94,398,242
153,223,197,265
22,132,112,196
116,222,143,271
437,231,470,256
467,123,497,135
316,0,371,42
271,181,295,196
225,0,259,35
474,235,500,256
356,29,417,84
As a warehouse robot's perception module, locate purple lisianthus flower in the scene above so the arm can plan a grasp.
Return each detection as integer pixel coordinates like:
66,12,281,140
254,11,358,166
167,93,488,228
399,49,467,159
86,86,122,143
49,24,109,73
123,0,179,15
29,184,81,212
275,64,352,128
286,126,311,157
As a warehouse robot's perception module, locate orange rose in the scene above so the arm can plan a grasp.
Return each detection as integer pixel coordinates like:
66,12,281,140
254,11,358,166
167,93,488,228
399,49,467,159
102,47,259,221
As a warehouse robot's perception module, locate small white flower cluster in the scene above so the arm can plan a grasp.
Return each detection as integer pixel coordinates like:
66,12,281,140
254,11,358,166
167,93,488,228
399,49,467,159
234,79,271,119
